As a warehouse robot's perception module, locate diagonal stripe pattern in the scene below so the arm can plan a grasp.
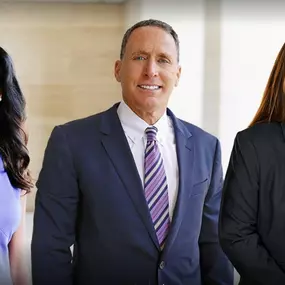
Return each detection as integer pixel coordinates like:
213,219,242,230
144,126,170,249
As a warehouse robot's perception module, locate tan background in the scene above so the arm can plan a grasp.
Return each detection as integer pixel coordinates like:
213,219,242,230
0,2,125,211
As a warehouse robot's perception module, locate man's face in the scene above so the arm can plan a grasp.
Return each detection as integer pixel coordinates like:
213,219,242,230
114,26,181,115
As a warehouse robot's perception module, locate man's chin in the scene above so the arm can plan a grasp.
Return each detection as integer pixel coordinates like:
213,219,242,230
143,98,160,109
140,99,168,114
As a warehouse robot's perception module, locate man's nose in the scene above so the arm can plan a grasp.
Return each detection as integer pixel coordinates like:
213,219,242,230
144,59,158,77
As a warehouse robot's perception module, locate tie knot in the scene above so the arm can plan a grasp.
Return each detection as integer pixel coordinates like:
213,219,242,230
145,126,158,142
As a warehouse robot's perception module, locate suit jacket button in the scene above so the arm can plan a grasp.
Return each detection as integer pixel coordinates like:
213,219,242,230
159,261,165,269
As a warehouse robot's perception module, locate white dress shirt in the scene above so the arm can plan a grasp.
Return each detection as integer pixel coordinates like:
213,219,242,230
117,100,179,220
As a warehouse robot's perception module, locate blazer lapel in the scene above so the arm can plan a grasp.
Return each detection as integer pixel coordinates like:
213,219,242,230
100,104,160,250
162,109,195,256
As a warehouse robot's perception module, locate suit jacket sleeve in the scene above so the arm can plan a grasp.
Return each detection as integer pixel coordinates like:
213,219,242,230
219,132,285,284
199,139,234,285
31,126,79,285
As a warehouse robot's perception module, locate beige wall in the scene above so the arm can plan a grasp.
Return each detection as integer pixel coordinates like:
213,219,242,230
0,2,125,211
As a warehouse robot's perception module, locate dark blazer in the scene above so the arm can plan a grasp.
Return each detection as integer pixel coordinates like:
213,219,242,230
31,103,233,285
219,122,285,285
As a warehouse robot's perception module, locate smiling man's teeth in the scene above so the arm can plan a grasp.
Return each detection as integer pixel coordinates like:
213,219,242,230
139,85,160,90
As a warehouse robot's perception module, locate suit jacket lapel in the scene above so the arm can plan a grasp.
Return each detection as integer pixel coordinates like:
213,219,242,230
100,104,160,250
162,109,195,257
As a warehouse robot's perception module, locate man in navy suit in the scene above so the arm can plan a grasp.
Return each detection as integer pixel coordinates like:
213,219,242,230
31,19,233,285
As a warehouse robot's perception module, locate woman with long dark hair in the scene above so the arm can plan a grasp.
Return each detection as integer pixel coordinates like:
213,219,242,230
219,43,285,285
0,47,33,285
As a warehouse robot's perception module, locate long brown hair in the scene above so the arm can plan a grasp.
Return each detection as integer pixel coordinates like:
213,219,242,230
0,47,33,193
249,43,285,127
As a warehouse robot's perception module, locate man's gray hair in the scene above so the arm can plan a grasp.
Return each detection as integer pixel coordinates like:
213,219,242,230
120,19,180,63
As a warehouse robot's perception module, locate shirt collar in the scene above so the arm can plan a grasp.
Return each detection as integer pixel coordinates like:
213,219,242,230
117,100,171,145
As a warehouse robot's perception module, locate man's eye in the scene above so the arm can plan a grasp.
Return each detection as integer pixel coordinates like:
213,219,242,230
158,58,169,63
134,56,146,60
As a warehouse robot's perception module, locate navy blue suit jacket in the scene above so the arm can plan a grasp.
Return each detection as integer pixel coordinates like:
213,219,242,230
31,103,233,285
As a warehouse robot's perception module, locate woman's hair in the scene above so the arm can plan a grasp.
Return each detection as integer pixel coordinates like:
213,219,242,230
0,47,33,192
249,43,285,127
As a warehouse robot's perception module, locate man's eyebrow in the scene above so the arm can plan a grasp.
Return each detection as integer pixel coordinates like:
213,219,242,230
157,52,172,59
131,50,149,56
131,51,173,58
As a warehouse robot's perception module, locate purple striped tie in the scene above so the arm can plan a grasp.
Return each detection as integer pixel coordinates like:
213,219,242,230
144,126,170,249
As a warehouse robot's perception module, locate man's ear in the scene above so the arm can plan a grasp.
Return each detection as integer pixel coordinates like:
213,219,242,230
175,65,182,87
114,60,122,83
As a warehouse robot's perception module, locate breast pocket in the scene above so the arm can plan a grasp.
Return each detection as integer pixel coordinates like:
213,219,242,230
190,178,208,197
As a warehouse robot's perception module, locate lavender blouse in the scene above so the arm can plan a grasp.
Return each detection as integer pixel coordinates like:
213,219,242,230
0,156,21,285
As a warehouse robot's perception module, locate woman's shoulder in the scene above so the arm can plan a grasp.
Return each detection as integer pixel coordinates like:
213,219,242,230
233,122,285,155
0,155,4,172
0,155,21,195
238,122,283,141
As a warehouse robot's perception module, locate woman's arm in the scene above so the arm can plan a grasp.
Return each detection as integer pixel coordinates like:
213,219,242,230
9,192,30,285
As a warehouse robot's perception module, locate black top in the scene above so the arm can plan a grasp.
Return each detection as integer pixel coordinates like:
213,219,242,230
219,122,285,285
